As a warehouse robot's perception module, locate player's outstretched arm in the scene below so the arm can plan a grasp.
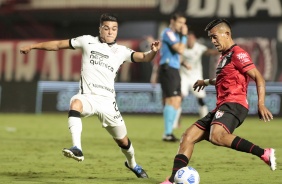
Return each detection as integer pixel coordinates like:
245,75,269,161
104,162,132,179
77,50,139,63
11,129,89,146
133,41,161,62
20,39,71,54
246,68,273,122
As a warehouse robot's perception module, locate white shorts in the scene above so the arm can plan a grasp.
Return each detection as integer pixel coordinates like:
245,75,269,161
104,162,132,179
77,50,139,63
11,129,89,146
70,94,124,127
70,94,127,139
104,124,127,140
180,69,206,98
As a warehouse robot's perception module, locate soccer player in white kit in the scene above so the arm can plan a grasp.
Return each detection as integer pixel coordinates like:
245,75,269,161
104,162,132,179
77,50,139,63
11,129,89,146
179,31,218,118
20,13,160,179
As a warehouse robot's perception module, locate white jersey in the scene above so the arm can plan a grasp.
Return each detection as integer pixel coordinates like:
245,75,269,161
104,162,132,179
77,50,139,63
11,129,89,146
180,42,207,80
70,35,134,98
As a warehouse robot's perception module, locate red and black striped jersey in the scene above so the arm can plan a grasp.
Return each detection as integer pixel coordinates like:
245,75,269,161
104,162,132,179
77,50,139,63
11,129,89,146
215,44,256,109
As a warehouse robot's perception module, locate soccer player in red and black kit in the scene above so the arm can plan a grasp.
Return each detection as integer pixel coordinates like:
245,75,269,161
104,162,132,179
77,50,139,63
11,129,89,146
160,19,276,184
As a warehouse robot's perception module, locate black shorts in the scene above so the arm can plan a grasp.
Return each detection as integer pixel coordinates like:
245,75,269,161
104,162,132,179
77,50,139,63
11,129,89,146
195,102,248,133
158,64,181,98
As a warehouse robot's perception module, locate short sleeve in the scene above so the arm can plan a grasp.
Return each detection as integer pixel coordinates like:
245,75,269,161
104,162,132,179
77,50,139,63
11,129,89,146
162,29,179,46
125,47,135,62
233,51,255,73
70,35,89,49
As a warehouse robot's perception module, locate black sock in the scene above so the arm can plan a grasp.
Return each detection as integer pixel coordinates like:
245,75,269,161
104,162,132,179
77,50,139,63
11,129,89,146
168,154,189,182
119,138,131,150
68,110,81,118
231,136,264,157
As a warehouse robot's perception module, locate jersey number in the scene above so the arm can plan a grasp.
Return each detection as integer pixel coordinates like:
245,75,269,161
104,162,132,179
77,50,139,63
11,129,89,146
113,102,119,112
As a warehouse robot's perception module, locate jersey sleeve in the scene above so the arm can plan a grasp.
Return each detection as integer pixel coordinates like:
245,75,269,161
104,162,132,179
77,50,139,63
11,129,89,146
233,50,256,73
123,46,135,63
69,35,89,49
162,29,179,46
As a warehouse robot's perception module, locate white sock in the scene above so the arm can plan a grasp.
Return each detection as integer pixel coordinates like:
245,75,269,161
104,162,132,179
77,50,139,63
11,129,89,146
173,107,182,129
199,105,208,118
68,117,82,150
121,144,137,168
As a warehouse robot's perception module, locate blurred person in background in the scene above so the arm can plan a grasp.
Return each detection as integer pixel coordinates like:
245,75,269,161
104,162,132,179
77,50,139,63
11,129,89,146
161,18,276,184
173,31,218,128
20,13,160,179
138,35,160,82
152,12,189,142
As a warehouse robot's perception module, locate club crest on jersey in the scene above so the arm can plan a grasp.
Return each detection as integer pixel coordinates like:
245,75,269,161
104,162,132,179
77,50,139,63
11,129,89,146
215,110,224,119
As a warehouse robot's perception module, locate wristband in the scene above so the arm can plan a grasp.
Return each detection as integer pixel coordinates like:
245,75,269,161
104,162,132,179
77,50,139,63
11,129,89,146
204,79,210,86
181,36,187,44
144,50,157,55
144,50,152,55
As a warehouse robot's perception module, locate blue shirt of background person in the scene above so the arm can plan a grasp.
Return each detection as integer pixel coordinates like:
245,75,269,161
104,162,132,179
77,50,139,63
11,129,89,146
160,28,187,69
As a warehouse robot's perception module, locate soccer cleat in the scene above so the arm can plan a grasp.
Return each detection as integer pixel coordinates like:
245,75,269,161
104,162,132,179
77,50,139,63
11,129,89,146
162,134,179,142
62,146,84,162
160,177,173,184
124,161,149,178
261,148,276,171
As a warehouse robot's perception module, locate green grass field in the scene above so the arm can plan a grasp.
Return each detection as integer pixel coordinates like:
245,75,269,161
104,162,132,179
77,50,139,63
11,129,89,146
0,113,281,184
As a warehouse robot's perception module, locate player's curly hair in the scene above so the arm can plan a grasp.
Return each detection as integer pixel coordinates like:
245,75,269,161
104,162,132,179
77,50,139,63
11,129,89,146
100,13,119,25
205,19,231,31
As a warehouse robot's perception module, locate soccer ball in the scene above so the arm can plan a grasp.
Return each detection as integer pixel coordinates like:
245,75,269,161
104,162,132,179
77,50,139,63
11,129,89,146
174,166,200,184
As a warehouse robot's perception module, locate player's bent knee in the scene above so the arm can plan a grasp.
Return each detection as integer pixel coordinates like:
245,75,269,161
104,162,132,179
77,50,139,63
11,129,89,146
180,132,195,144
70,99,83,112
209,133,224,146
116,137,131,149
114,135,127,144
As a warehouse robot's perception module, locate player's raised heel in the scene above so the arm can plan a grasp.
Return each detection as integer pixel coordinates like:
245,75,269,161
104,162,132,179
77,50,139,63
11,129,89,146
62,146,84,162
261,148,276,171
124,161,148,178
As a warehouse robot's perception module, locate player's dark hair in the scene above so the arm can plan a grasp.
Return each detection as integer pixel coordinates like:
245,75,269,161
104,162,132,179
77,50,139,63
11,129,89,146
171,11,186,21
205,19,231,31
100,13,119,25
